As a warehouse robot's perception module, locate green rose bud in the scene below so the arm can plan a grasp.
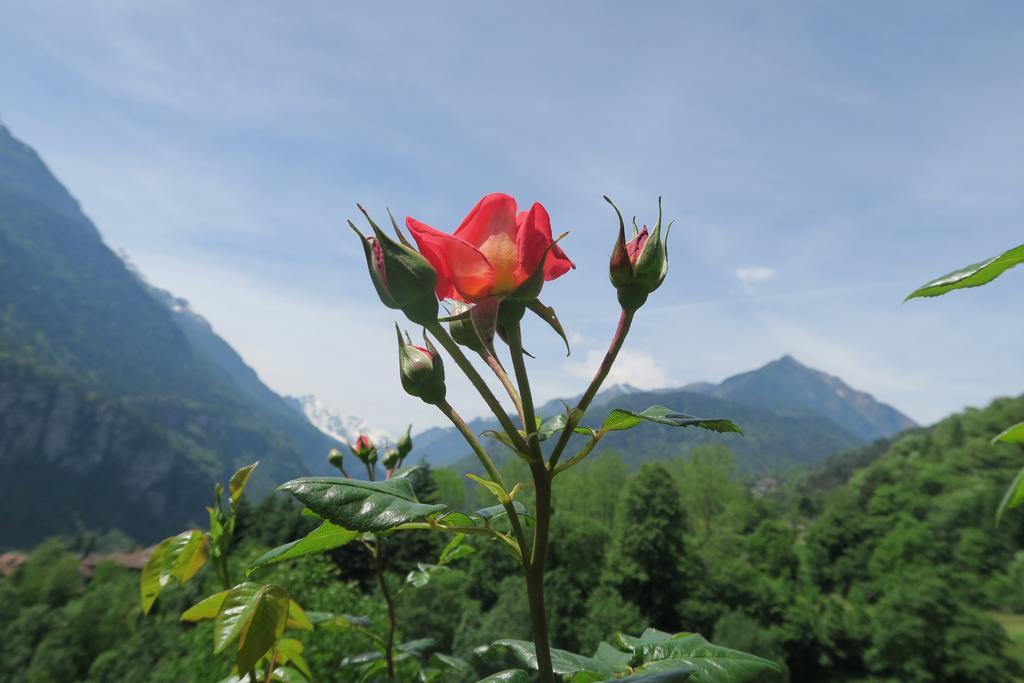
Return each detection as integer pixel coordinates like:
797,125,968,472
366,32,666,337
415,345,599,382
397,326,447,406
349,205,439,327
327,447,345,473
606,196,671,311
448,301,484,353
382,448,401,470
396,425,413,460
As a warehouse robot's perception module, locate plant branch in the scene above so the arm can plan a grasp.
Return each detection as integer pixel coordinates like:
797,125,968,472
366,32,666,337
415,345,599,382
436,399,531,562
482,352,527,428
426,322,530,454
506,323,543,462
547,308,635,469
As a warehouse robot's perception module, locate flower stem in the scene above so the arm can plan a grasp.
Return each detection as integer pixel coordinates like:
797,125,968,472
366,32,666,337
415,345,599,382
436,399,531,561
426,322,530,454
507,321,555,683
548,308,635,469
481,351,527,429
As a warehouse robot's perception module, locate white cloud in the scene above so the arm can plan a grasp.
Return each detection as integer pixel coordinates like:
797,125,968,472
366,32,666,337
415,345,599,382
735,266,776,288
567,349,670,390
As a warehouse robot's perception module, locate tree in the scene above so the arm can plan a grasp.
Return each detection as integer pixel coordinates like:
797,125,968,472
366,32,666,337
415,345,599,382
602,463,690,629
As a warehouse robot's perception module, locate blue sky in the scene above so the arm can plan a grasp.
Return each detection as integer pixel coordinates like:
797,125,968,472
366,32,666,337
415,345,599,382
2,2,1022,433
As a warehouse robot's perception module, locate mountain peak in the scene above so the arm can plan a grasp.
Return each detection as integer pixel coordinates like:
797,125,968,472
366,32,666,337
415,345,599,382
702,356,915,441
285,395,392,446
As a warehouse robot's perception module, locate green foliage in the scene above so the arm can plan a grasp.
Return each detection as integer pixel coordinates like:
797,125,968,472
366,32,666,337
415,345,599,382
277,477,447,532
905,243,1024,299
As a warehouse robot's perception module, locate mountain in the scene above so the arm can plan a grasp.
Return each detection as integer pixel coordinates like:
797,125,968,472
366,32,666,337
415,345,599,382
414,356,915,473
0,125,339,547
284,394,392,446
684,355,916,441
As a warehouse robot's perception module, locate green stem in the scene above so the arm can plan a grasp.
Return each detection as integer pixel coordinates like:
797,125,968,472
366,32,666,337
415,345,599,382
507,323,542,462
507,320,555,683
482,351,527,429
427,322,530,454
548,308,635,469
436,400,531,562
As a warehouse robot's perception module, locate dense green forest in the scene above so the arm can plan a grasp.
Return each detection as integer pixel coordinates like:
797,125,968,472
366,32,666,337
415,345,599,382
4,393,1024,682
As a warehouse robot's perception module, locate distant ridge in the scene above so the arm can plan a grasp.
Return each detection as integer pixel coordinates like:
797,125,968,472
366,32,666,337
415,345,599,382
684,355,916,442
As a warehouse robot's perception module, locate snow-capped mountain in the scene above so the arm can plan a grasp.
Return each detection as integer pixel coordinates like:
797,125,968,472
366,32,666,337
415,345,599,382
285,395,393,446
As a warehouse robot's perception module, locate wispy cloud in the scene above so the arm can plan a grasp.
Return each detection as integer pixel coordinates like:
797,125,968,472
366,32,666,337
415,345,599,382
735,265,776,290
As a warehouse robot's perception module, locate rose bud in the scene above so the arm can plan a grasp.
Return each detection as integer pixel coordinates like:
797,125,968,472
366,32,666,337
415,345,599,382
447,301,484,353
396,326,447,406
396,425,413,460
327,447,345,472
348,434,378,465
607,196,671,311
349,205,439,326
382,448,401,471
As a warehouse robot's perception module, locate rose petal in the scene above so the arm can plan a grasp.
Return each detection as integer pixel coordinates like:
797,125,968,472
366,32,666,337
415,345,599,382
515,202,574,282
407,217,494,302
453,193,518,250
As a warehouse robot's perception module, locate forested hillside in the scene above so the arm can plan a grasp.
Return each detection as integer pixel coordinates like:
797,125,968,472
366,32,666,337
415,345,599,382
4,393,1023,682
0,126,340,547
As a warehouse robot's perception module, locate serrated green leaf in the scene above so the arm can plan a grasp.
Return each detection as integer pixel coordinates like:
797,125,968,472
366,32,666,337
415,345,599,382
181,589,229,622
439,533,475,565
140,529,208,614
593,641,632,673
602,406,741,435
475,500,531,524
493,639,613,677
637,633,779,682
614,628,677,654
286,600,314,632
213,582,289,674
406,562,447,588
993,421,1024,445
277,477,446,532
271,666,309,683
229,462,258,507
467,473,510,503
618,664,694,681
997,464,1024,524
276,638,311,678
906,244,1024,300
248,521,360,574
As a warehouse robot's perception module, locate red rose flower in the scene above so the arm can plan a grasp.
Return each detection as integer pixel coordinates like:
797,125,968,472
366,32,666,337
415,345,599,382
406,193,574,304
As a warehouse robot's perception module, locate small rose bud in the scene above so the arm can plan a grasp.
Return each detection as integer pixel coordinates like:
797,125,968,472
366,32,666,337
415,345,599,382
348,434,378,465
397,326,447,406
382,448,401,470
349,206,439,327
606,196,671,311
396,425,413,460
448,301,484,353
327,447,345,472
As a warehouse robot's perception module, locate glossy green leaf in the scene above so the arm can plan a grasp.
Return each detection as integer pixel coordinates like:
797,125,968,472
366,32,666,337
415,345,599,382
439,533,475,565
906,244,1024,300
276,638,311,678
213,582,289,674
477,671,530,683
614,629,677,655
270,666,308,683
229,462,258,507
602,406,741,435
431,652,473,675
993,421,1024,445
140,529,208,614
475,500,530,524
467,473,510,503
248,521,360,574
181,589,229,622
636,634,779,682
277,477,446,532
997,464,1024,524
570,672,605,683
618,666,694,682
593,641,632,673
286,600,314,632
493,639,613,677
406,562,447,588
